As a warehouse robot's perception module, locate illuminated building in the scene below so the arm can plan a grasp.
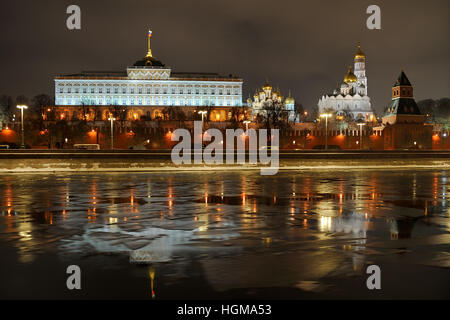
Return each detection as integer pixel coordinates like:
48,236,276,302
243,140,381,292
376,70,432,149
317,43,375,122
53,30,243,122
247,80,295,121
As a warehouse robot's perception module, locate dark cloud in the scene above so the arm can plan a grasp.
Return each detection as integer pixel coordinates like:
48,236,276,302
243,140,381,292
0,0,448,114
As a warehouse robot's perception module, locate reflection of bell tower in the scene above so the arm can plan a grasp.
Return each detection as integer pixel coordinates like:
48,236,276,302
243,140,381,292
148,266,156,299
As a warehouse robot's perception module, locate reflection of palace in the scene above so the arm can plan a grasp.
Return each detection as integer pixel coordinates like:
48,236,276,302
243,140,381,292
317,43,375,122
52,30,243,122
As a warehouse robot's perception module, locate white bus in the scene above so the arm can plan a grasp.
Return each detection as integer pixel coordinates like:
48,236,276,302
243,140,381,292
73,144,100,150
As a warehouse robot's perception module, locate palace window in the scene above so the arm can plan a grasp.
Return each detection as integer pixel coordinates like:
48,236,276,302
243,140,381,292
131,99,135,105
188,89,192,94
139,98,142,105
114,88,118,94
155,88,159,94
75,88,79,93
122,88,127,94
67,88,71,93
179,88,184,94
59,88,63,93
130,88,134,94
99,88,103,94
211,89,215,95
106,88,110,94
163,88,167,94
195,88,199,94
147,88,151,94
83,88,87,94
171,88,175,94
91,88,95,94
219,89,223,95
227,89,230,95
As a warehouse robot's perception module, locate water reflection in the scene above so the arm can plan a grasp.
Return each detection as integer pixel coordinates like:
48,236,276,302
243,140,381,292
0,170,448,296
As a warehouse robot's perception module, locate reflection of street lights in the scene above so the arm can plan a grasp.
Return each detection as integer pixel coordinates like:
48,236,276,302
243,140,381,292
108,117,116,149
17,105,28,148
320,113,332,150
357,122,365,150
198,111,207,130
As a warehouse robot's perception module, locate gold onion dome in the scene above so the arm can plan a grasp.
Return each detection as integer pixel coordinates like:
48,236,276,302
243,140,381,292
263,79,272,90
344,66,357,83
354,43,365,60
285,90,294,104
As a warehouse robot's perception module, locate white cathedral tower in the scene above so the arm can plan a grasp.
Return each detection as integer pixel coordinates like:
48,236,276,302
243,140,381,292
354,43,368,94
318,43,374,122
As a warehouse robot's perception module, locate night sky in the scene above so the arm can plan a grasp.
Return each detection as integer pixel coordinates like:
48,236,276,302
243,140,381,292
0,0,448,114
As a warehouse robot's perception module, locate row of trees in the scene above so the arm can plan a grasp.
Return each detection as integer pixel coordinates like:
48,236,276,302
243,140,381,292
417,98,450,129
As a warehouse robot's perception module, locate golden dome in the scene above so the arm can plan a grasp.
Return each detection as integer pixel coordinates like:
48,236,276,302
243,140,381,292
354,43,365,60
344,66,357,83
285,97,294,104
263,79,272,91
285,90,294,104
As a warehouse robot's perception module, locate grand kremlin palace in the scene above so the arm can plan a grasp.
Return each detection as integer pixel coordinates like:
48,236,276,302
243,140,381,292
51,30,243,122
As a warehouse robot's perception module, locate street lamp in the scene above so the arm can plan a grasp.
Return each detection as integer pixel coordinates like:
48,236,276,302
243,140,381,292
243,120,251,132
108,117,116,149
320,113,332,150
198,111,207,130
357,122,365,150
17,105,28,148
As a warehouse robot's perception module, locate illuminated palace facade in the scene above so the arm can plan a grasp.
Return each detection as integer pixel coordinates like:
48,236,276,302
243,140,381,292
317,43,375,122
52,30,243,122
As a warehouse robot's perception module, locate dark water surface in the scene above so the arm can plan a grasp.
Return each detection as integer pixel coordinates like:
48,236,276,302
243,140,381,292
0,170,449,299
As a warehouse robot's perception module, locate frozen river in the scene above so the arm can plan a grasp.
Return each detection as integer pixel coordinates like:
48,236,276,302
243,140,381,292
0,169,449,299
